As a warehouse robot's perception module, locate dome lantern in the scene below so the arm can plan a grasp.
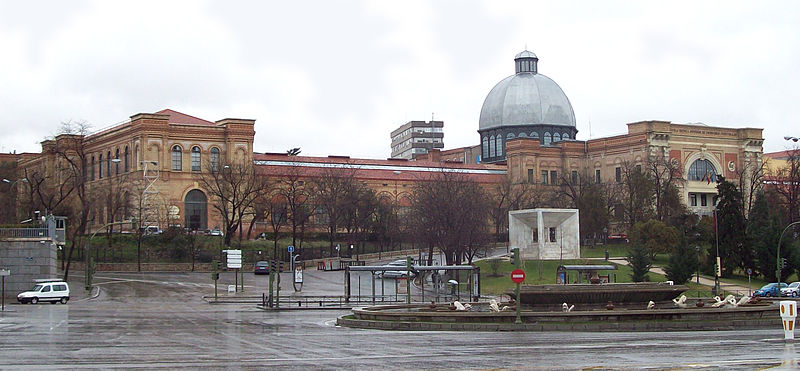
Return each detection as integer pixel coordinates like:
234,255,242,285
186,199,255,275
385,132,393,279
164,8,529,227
514,50,538,74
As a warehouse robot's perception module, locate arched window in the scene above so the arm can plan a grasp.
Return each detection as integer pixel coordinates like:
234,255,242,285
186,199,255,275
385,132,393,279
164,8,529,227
106,151,111,176
98,153,103,179
543,132,552,146
562,132,570,140
518,132,527,138
172,145,182,171
210,147,220,171
506,133,516,140
553,133,561,143
482,136,489,158
530,132,539,139
688,159,717,181
124,146,130,172
191,146,201,172
90,156,95,181
489,135,496,157
184,189,208,231
496,135,503,157
114,148,120,175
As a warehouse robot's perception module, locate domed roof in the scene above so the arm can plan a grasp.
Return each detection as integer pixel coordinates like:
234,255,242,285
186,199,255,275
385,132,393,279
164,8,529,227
479,51,575,131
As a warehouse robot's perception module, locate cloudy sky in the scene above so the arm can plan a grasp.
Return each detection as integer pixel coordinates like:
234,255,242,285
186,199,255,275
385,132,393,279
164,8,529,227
1,1,798,158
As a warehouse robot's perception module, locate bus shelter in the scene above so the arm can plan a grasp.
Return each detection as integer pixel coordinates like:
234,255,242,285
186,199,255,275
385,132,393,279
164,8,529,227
345,264,480,304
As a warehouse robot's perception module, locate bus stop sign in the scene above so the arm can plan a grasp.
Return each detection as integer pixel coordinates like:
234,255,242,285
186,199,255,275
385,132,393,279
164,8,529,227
511,269,525,284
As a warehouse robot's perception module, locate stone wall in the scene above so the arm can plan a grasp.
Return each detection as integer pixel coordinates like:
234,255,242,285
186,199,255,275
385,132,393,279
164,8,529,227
0,238,58,299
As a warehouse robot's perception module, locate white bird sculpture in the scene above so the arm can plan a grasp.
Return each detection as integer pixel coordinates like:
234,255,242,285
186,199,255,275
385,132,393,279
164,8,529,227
735,296,751,307
489,299,501,312
672,295,688,308
562,302,574,312
647,300,656,310
711,296,727,308
453,301,466,311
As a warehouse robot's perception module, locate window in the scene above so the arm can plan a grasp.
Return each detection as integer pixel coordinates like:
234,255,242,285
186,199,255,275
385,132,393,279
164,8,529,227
527,169,534,184
544,132,552,146
489,135,496,157
690,193,697,206
562,133,570,140
541,170,549,185
496,136,503,157
700,194,708,206
532,228,538,242
124,146,129,172
615,167,622,183
635,164,642,173
553,133,561,143
99,154,103,179
549,227,557,242
172,145,182,171
507,133,516,140
90,156,95,181
482,136,489,158
191,146,201,172
688,159,717,181
107,151,111,176
595,169,601,184
114,149,120,175
550,170,558,185
571,170,578,184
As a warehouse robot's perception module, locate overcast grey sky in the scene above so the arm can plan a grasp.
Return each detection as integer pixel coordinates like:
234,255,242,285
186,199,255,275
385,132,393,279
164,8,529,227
1,0,798,158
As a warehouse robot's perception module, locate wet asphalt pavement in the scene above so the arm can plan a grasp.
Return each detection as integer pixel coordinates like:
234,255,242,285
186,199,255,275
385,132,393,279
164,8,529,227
0,271,798,370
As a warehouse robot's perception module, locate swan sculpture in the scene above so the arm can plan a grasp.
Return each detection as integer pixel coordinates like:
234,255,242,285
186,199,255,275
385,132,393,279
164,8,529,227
647,300,656,310
672,295,688,308
561,302,574,312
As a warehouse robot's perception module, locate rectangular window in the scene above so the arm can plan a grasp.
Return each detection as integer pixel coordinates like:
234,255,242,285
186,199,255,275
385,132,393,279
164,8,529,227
532,228,538,242
527,169,534,184
700,193,707,206
549,227,557,242
595,169,601,184
541,170,548,185
571,170,578,185
550,170,557,185
615,167,622,183
690,193,697,206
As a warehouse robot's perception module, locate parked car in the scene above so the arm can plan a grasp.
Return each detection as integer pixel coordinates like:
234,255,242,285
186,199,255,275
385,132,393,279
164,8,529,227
206,229,223,237
782,282,800,297
17,279,70,304
607,233,629,244
378,259,417,279
254,261,270,275
143,226,162,235
753,282,788,297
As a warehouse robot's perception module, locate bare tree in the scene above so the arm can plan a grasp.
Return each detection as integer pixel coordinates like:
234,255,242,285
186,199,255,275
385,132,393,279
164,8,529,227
618,161,654,231
310,165,359,257
272,164,314,255
410,170,491,266
648,153,683,223
736,156,764,218
488,176,542,242
197,159,269,247
772,147,800,224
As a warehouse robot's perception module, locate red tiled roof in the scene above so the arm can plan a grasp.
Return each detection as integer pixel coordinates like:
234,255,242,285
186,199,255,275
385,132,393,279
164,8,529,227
156,109,215,126
253,153,507,184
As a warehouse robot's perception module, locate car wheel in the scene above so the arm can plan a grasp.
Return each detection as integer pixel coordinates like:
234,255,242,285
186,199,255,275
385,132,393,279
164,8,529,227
31,297,38,304
793,292,798,298
60,297,68,304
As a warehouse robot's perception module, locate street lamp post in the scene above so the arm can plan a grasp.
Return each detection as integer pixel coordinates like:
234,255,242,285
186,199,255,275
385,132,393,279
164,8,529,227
602,227,608,261
695,245,701,284
777,221,800,287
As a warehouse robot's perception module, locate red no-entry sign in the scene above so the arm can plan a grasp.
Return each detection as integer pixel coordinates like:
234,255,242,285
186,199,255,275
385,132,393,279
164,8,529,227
511,269,525,284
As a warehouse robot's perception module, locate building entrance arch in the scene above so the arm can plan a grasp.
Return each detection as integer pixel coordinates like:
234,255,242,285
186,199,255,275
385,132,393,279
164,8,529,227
184,189,207,231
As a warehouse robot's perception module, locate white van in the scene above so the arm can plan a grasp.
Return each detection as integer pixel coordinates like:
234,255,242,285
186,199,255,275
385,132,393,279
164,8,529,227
17,279,70,304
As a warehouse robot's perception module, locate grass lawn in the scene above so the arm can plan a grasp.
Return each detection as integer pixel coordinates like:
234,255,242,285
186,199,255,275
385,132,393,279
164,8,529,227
580,244,630,259
476,258,667,295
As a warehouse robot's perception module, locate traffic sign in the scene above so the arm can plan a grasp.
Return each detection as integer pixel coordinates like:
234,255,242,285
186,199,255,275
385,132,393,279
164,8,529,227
288,245,294,253
511,269,525,284
225,249,242,269
746,268,753,276
0,269,9,276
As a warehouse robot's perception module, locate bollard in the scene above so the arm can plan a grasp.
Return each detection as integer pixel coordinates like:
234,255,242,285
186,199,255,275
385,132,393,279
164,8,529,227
780,300,797,341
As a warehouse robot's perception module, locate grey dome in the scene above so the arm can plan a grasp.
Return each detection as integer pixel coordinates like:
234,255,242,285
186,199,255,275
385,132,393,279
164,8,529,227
479,51,575,130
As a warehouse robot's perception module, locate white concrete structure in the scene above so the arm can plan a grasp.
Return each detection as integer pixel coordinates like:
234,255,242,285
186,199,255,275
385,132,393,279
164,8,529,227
509,209,579,260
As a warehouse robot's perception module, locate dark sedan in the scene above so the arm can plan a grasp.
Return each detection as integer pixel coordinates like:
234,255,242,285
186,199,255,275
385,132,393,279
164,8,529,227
254,261,270,275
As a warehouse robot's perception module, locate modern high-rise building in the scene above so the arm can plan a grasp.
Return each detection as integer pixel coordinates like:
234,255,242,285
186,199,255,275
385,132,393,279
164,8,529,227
390,120,444,159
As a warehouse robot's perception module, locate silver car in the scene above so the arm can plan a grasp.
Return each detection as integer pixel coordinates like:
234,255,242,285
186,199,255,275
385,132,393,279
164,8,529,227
378,259,416,279
782,282,800,297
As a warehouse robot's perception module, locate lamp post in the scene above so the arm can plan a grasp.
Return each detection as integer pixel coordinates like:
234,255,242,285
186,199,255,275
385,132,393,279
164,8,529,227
695,245,701,284
777,221,800,287
137,161,158,272
602,227,608,261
